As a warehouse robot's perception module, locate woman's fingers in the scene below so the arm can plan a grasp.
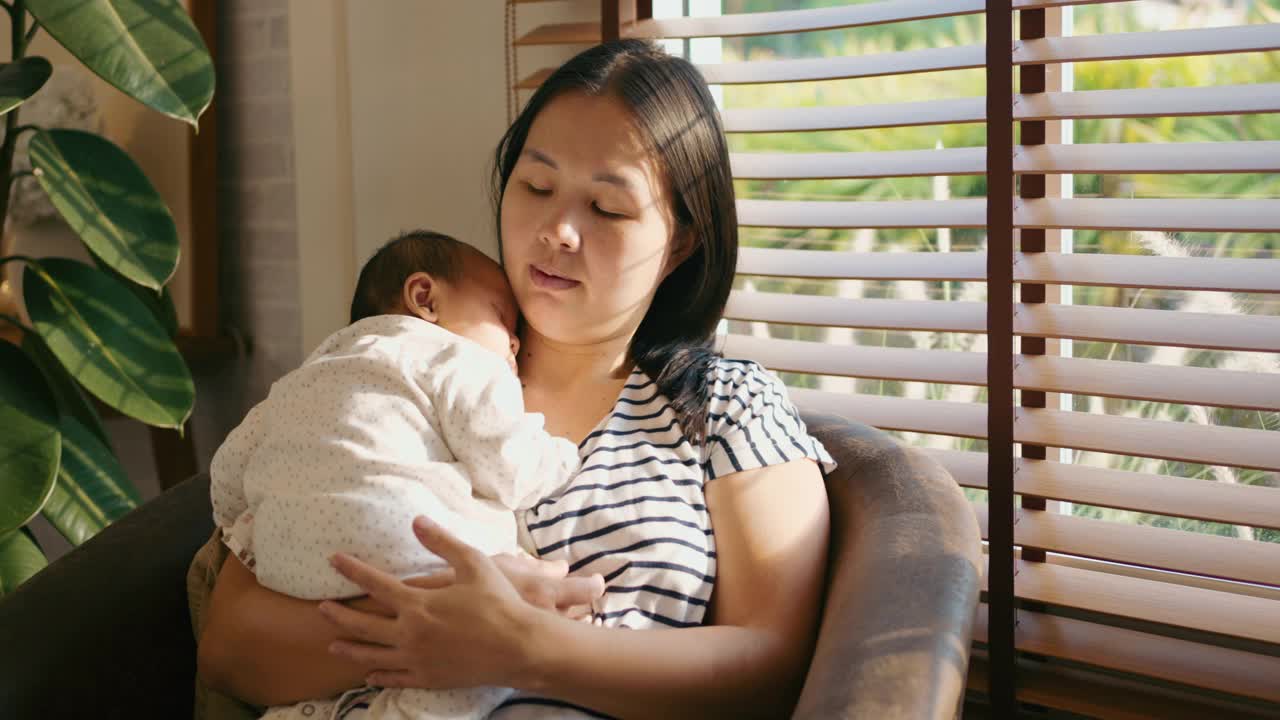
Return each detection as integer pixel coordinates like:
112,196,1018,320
318,600,401,646
555,573,606,609
327,639,402,668
493,553,568,579
411,517,489,582
403,568,457,590
329,553,414,607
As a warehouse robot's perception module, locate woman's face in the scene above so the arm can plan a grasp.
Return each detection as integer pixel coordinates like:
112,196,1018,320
501,91,685,348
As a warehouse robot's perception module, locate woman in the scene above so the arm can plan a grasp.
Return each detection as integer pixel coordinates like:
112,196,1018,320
197,40,834,720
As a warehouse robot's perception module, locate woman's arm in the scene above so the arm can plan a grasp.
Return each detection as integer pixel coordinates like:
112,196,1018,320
324,459,830,720
198,549,605,707
197,554,379,706
520,458,830,719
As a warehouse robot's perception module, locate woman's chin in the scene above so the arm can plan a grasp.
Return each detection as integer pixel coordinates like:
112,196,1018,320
520,310,601,347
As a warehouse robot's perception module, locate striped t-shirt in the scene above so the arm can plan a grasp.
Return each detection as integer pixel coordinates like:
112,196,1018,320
495,358,836,719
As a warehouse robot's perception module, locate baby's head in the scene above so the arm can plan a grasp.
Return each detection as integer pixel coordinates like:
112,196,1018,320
350,230,520,371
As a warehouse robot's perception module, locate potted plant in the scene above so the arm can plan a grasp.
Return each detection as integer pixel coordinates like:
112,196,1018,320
0,0,213,596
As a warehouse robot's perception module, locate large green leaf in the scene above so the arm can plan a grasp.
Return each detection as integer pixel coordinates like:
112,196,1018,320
26,0,213,127
29,129,180,290
87,248,179,339
0,57,53,116
0,341,61,536
0,529,47,597
21,331,109,447
23,258,193,429
42,414,139,546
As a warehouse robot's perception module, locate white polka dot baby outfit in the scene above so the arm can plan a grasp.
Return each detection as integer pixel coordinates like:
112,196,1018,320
209,314,579,720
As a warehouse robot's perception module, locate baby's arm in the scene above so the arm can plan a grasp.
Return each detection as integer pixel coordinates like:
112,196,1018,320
432,348,579,511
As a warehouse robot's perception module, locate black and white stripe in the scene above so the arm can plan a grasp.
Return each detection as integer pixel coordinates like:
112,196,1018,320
494,360,835,719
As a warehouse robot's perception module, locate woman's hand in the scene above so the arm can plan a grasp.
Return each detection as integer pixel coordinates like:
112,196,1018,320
391,553,598,620
318,516,602,690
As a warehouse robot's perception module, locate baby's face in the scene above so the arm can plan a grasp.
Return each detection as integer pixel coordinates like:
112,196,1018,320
435,251,520,373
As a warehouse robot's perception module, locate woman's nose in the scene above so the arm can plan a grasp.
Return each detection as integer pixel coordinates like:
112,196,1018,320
538,210,581,252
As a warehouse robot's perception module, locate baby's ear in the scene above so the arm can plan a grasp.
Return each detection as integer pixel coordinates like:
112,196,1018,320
403,272,439,322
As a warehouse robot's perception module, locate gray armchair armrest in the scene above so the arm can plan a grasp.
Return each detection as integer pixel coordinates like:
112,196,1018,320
0,474,216,719
794,412,983,720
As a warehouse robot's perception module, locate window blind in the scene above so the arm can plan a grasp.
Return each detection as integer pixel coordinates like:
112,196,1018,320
509,1,1280,715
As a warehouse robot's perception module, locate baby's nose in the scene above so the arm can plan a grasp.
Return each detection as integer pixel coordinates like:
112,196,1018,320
509,335,520,357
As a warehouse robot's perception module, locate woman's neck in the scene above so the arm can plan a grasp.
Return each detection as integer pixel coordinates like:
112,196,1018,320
518,327,633,390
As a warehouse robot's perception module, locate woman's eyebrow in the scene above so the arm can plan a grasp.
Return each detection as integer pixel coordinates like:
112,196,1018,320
523,148,557,168
525,146,637,193
593,172,634,191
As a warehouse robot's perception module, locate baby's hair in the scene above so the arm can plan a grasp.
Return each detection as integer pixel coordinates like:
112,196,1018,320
350,229,471,323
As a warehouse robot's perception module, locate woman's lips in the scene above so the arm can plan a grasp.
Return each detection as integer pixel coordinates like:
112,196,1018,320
530,265,580,291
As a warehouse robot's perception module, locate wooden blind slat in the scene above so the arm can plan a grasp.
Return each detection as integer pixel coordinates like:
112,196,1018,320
972,605,1280,703
789,387,986,438
730,141,1280,179
720,333,986,386
726,289,1280,353
628,0,1135,40
699,24,1279,87
1016,303,1280,353
631,0,986,40
739,197,1280,232
738,198,987,228
790,386,1279,468
1016,354,1280,412
699,44,984,85
968,651,1275,720
1017,83,1280,121
722,84,1280,134
1013,252,1280,293
736,246,987,280
1017,198,1280,233
721,96,987,133
923,449,1280,531
724,291,987,333
731,147,987,179
1015,24,1280,65
513,21,604,47
1016,141,1280,174
738,247,1280,292
982,558,1280,645
727,332,1280,411
971,502,1280,586
1015,406,1280,472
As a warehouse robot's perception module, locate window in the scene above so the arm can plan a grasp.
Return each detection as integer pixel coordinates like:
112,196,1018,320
509,1,1280,713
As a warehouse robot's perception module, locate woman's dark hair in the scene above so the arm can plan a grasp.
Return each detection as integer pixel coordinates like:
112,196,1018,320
492,40,738,443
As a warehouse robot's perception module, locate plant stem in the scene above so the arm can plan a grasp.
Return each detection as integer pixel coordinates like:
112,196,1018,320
0,0,27,239
23,16,35,45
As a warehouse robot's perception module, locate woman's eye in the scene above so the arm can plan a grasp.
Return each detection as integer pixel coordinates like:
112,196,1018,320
524,182,551,196
592,202,627,219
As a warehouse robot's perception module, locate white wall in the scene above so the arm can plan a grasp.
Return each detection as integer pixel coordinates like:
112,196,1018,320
290,0,593,356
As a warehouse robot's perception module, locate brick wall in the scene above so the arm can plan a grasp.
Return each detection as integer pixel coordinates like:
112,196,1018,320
180,0,303,480
216,0,302,406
